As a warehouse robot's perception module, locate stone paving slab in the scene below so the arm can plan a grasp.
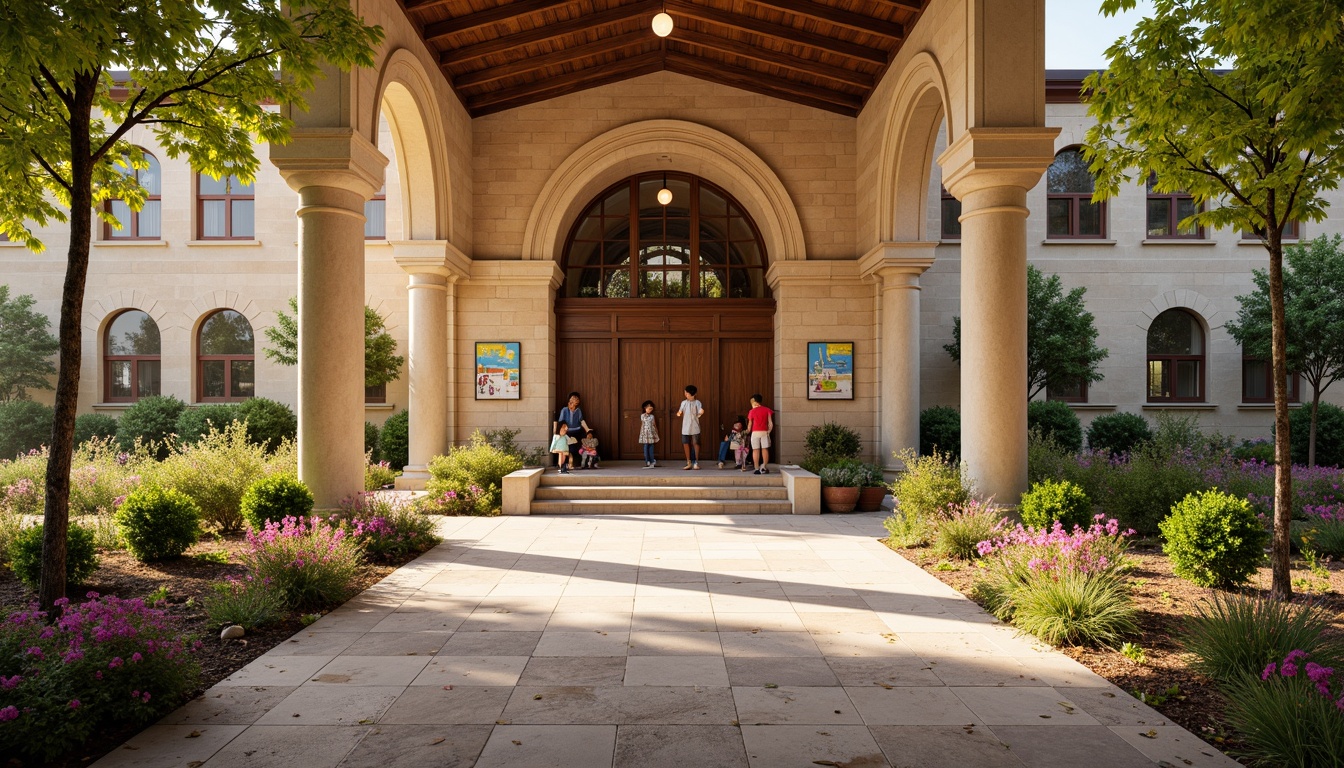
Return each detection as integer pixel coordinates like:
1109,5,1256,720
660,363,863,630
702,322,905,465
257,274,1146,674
95,512,1239,767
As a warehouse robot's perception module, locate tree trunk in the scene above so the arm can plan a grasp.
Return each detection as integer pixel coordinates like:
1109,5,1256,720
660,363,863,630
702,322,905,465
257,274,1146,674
39,75,98,614
1266,230,1293,601
1309,387,1320,468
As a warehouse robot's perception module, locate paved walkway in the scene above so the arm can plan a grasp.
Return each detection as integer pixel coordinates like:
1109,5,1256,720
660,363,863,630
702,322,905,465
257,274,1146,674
96,513,1236,768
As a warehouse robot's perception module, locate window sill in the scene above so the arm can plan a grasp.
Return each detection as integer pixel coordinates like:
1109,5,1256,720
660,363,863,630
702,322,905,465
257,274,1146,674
1061,403,1118,411
187,239,262,247
92,403,134,410
364,403,395,410
1040,239,1117,246
937,239,960,246
1142,403,1218,411
1237,403,1304,410
1238,239,1300,247
364,239,391,247
1140,238,1216,246
94,240,170,248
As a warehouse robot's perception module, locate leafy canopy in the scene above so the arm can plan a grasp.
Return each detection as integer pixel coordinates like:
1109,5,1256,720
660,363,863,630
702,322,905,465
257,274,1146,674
263,297,406,388
0,285,58,402
945,265,1108,400
1082,0,1344,238
1226,235,1344,398
0,1,384,247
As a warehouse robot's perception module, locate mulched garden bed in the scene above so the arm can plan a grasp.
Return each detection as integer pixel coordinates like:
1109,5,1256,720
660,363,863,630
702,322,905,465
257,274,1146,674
887,539,1344,765
0,534,405,768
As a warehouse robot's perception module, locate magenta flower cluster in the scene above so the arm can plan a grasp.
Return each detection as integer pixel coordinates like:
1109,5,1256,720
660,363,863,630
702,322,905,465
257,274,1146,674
1262,650,1344,712
245,515,351,564
0,594,200,760
976,515,1134,576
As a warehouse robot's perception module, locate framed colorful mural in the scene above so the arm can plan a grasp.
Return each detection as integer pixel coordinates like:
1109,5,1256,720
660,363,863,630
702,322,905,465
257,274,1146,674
475,342,521,400
807,342,854,400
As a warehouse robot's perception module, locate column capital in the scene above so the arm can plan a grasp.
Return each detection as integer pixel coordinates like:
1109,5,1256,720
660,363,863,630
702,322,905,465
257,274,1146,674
470,259,565,291
938,127,1060,200
765,259,861,290
270,127,387,200
858,242,937,286
392,240,472,284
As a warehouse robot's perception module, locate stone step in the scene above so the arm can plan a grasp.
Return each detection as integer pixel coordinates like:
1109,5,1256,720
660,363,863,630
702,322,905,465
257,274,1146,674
529,498,795,515
534,484,789,501
538,471,784,488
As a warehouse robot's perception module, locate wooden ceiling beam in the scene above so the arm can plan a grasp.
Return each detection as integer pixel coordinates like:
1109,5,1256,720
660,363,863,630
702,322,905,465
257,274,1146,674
671,29,873,89
401,0,456,14
440,0,660,66
424,0,575,43
664,0,888,65
745,0,904,41
469,50,666,116
871,0,924,12
453,31,653,89
664,50,861,116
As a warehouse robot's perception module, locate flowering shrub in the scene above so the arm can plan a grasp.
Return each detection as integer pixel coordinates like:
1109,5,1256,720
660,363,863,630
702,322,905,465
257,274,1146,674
418,484,492,517
426,432,523,515
9,524,99,590
364,459,398,491
202,575,286,629
931,498,1004,560
242,516,362,610
341,492,440,561
1225,649,1344,767
973,516,1136,646
2,476,41,518
1160,489,1268,588
0,594,200,761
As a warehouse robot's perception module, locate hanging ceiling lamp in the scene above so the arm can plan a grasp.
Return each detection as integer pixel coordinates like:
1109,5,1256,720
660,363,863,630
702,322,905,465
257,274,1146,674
657,174,673,206
652,2,673,37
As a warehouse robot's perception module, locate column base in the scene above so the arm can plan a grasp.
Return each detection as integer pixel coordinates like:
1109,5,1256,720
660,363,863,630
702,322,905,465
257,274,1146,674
395,465,430,491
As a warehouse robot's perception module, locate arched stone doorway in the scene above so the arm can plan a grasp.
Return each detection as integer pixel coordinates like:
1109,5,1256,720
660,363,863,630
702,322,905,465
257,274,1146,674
555,171,775,461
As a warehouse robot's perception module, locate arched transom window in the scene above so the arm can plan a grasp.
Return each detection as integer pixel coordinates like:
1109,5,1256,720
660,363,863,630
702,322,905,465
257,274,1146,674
198,310,255,402
562,173,768,299
1147,308,1205,402
105,310,161,402
1046,147,1105,238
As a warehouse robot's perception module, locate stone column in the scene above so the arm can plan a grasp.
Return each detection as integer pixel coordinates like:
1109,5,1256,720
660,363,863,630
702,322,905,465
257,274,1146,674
272,129,386,509
393,241,471,489
940,127,1058,503
861,244,935,469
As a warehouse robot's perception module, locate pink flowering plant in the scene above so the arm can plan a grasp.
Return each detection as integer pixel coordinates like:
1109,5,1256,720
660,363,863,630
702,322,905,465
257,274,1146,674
339,492,440,562
1226,649,1344,766
0,594,200,762
241,515,363,610
418,484,489,516
972,516,1138,646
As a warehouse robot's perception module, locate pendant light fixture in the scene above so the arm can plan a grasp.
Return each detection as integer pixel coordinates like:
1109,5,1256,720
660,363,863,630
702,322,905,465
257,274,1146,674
657,173,673,206
652,0,673,37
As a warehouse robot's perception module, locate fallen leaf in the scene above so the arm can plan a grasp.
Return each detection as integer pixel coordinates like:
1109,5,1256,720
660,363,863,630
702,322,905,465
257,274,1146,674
188,762,204,768
764,683,778,689
430,738,445,745
186,731,201,739
496,720,511,725
357,719,373,724
443,685,454,690
511,740,522,746
291,713,300,718
813,762,841,767
874,682,893,690
1141,730,1158,739
533,694,543,700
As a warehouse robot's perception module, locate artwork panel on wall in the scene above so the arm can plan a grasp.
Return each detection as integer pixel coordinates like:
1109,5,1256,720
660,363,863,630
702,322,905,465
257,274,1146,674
475,341,521,400
807,341,854,400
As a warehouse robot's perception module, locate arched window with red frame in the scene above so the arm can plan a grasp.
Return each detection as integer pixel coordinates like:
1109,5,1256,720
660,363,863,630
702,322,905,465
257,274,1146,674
198,310,255,402
104,152,161,240
1147,309,1206,402
105,310,161,402
1046,147,1106,239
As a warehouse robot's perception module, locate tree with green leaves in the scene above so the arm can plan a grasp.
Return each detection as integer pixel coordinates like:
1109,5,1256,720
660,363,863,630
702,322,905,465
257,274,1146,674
1082,0,1344,599
0,285,58,402
0,2,382,611
945,264,1108,400
1226,235,1344,467
263,297,405,390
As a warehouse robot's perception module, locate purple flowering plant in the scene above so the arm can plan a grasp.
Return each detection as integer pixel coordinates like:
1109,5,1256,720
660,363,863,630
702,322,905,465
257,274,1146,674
0,594,200,761
339,492,441,562
977,515,1134,578
241,515,363,610
1226,648,1344,765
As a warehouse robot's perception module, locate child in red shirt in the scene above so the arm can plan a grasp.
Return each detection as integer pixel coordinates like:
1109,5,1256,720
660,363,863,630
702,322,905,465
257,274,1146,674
746,393,774,474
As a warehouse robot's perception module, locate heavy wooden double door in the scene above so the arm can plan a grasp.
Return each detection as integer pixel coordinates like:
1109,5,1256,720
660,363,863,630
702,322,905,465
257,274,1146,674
556,301,774,461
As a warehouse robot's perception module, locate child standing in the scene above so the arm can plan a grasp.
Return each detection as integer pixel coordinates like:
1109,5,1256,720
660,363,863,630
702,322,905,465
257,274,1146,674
579,430,601,469
718,418,746,469
549,423,573,474
676,385,704,470
638,400,659,468
747,393,774,474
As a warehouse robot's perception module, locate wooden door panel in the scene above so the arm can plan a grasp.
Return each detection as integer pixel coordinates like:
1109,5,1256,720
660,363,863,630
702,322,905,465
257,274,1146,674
720,339,774,445
556,341,613,455
618,339,665,459
670,340,714,460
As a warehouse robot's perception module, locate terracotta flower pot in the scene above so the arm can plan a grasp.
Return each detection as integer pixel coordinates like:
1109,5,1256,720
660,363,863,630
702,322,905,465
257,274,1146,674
822,485,861,513
855,485,888,512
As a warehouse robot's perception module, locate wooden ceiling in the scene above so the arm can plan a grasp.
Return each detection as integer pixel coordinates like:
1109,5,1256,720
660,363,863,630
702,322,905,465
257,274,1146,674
397,0,926,117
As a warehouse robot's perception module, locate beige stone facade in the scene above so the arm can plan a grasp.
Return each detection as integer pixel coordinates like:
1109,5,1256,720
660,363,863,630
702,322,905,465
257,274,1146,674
5,0,1334,506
